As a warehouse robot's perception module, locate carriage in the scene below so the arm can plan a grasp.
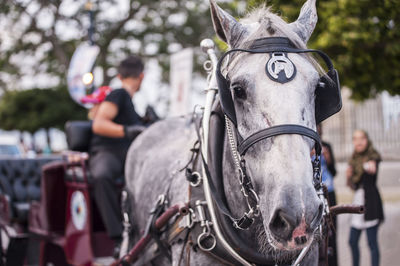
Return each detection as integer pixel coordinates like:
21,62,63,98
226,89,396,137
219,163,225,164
0,140,117,265
0,1,364,265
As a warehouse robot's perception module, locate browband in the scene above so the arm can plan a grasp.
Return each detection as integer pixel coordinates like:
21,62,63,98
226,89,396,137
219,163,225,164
217,39,334,78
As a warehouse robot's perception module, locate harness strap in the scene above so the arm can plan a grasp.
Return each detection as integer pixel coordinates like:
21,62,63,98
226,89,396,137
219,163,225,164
217,47,334,75
193,116,255,229
238,124,322,156
177,230,190,266
147,198,172,261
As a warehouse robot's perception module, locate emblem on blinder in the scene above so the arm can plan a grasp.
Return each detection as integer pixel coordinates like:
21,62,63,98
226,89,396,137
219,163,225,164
266,52,296,83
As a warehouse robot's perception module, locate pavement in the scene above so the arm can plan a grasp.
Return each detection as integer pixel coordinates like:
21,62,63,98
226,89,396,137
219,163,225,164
333,162,400,266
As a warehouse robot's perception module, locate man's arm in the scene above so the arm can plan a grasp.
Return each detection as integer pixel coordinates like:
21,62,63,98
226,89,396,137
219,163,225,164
92,101,125,138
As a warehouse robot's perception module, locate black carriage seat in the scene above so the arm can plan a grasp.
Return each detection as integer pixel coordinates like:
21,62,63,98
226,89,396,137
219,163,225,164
0,157,62,227
65,120,93,153
64,120,125,185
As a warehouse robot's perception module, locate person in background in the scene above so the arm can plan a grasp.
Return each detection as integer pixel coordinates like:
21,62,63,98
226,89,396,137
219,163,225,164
347,129,384,266
89,55,146,256
317,124,338,266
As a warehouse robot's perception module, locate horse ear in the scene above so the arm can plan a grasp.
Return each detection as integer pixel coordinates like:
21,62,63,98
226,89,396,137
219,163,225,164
210,0,247,47
289,0,318,44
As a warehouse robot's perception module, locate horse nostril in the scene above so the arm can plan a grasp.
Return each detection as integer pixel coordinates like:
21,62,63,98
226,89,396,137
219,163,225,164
294,235,307,245
269,210,296,241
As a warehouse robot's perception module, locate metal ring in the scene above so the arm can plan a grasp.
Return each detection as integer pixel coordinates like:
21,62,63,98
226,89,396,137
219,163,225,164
249,188,260,203
241,187,249,198
203,60,213,71
238,168,245,185
157,194,166,205
197,232,217,252
193,104,204,114
186,208,196,229
190,172,202,187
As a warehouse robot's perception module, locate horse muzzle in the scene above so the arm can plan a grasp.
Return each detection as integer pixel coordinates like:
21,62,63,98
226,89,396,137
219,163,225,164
268,202,323,249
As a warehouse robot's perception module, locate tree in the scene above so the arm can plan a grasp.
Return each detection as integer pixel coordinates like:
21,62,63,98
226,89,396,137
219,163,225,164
0,0,399,100
247,0,400,100
0,86,87,135
0,0,216,92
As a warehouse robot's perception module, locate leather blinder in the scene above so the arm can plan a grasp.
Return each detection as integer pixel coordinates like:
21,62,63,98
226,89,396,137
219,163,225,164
215,37,342,127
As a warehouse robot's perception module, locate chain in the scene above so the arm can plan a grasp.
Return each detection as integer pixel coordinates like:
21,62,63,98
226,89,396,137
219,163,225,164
225,115,260,225
225,115,242,172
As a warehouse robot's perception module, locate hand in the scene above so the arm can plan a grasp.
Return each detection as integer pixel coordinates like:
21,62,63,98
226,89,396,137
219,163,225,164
364,160,377,175
322,146,331,165
346,165,356,190
346,177,356,190
142,106,159,125
346,165,353,179
124,125,146,141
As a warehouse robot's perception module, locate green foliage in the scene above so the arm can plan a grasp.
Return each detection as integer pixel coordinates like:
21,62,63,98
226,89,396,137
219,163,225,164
0,0,399,101
246,0,400,100
0,87,87,133
0,0,216,89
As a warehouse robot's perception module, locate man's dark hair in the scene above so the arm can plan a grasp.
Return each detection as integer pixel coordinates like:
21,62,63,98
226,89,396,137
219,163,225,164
118,55,144,78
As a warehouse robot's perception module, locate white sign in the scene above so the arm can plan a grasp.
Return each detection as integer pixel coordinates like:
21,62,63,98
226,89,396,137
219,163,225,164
169,48,193,116
67,43,100,108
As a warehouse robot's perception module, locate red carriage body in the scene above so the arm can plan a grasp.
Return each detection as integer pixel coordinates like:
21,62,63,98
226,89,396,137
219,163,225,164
0,122,117,265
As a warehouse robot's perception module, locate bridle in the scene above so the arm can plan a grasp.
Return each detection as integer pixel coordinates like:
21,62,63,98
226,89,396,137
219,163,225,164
212,37,333,230
191,36,341,266
216,37,342,126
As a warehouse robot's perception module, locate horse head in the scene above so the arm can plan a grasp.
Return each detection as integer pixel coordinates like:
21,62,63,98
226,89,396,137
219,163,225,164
210,0,324,253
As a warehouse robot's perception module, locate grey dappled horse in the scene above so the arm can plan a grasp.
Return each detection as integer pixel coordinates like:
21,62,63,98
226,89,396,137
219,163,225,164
125,0,324,264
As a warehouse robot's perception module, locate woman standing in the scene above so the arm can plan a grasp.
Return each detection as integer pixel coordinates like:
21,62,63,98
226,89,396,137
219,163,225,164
347,129,384,266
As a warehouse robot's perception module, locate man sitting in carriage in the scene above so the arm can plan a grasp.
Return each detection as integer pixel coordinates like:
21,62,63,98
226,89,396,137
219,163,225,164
89,55,146,253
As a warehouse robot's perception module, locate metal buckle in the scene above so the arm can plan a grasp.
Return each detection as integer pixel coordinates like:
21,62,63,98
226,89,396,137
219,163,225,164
233,214,254,230
197,222,217,251
189,171,202,187
195,200,217,251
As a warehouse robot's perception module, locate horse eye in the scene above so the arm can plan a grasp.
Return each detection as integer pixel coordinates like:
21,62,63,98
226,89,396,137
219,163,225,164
232,86,247,100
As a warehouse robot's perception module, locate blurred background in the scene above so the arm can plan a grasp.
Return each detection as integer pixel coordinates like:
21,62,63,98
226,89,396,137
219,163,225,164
0,0,399,265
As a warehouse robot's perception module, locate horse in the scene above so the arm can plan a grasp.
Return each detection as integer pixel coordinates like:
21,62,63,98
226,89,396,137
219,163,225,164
125,0,332,265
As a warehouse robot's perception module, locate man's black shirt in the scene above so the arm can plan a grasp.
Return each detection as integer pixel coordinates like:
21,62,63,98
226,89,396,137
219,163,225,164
90,88,142,157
